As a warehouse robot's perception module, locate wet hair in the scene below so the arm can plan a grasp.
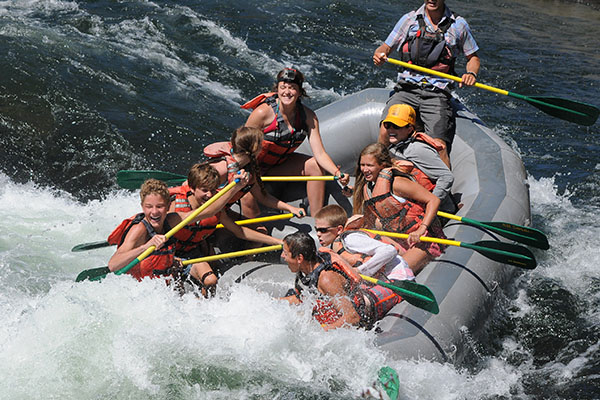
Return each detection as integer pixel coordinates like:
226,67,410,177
271,67,308,98
231,126,266,193
187,163,220,191
314,204,348,228
139,178,170,204
283,231,318,263
352,143,392,214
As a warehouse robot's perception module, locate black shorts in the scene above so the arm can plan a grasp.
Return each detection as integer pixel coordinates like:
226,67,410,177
380,83,456,149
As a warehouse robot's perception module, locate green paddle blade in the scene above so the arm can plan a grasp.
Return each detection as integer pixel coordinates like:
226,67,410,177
71,240,112,252
75,266,111,282
117,170,186,189
512,93,599,126
474,220,550,250
464,240,537,269
377,366,400,400
377,279,439,314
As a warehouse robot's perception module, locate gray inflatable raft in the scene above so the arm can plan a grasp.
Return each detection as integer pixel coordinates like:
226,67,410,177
219,88,531,364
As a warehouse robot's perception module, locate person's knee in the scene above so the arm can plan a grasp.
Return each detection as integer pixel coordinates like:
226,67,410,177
305,157,323,175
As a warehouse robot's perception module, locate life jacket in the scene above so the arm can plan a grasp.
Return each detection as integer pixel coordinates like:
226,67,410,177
362,168,426,234
241,93,309,170
400,13,456,74
293,249,400,329
203,141,255,205
168,185,221,255
331,230,405,273
169,183,194,212
107,213,176,281
389,132,446,192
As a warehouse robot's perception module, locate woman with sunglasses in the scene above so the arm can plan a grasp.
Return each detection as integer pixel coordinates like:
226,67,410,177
379,104,455,213
352,143,446,274
241,67,350,217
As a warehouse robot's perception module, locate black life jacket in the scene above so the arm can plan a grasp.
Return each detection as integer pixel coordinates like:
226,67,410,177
400,13,456,74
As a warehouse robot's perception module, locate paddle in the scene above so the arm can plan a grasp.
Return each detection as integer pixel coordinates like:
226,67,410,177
71,240,111,252
360,274,439,314
76,245,283,283
386,57,599,126
71,213,295,252
116,169,340,190
363,229,537,269
75,179,239,282
437,211,549,250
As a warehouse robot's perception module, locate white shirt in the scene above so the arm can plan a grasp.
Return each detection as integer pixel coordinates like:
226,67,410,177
340,231,414,280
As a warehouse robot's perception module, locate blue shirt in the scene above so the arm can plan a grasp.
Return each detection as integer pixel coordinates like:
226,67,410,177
384,4,479,90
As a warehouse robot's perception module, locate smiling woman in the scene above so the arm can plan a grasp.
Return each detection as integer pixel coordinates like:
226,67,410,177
241,67,350,217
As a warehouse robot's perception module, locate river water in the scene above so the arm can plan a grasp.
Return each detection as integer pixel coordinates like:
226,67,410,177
1,0,599,398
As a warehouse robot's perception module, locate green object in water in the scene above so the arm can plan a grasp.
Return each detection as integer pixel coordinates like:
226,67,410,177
377,366,399,400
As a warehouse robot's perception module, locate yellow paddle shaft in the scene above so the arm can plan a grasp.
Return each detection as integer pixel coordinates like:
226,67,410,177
132,180,238,265
261,176,335,182
182,244,283,265
386,57,509,96
362,228,462,247
436,211,462,222
215,213,294,229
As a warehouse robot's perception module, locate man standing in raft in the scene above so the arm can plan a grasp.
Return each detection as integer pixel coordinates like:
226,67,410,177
242,68,349,216
280,231,402,331
373,0,480,167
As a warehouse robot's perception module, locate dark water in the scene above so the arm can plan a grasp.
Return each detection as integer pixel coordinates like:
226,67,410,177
1,0,599,398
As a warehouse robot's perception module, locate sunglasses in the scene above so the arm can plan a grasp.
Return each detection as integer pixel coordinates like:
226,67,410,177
315,226,335,233
383,121,408,130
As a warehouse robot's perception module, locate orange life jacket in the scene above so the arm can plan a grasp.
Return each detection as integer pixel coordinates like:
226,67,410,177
390,131,445,192
203,141,255,205
107,213,175,281
362,168,426,234
168,185,221,255
169,183,194,212
241,93,308,170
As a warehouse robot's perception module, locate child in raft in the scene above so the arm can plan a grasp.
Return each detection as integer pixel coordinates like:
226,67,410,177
200,126,306,221
107,175,248,283
352,143,446,274
168,163,283,296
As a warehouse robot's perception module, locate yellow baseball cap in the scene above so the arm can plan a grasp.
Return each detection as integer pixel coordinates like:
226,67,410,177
383,104,416,127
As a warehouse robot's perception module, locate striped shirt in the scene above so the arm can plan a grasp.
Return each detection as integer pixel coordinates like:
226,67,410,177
384,4,479,90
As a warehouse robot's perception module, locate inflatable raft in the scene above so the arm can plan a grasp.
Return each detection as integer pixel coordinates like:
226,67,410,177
218,88,531,364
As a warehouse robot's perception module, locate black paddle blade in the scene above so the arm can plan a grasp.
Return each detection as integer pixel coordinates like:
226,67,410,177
75,266,110,282
479,221,550,250
469,240,537,269
116,170,186,190
381,279,439,314
527,95,599,126
71,240,111,252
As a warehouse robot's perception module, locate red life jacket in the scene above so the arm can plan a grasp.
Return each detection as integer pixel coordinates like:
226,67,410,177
400,13,456,74
390,131,446,193
169,183,194,212
107,213,175,281
168,185,221,255
293,248,401,329
241,93,308,170
203,141,255,205
362,168,426,234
